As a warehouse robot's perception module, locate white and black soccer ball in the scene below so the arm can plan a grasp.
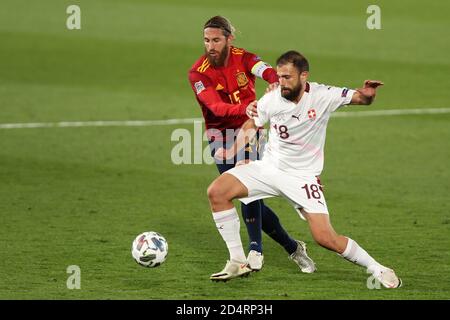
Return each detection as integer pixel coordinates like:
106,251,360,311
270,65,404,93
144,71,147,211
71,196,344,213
131,231,168,268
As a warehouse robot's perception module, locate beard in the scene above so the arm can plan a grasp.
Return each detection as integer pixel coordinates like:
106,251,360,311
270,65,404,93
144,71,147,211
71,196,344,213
205,45,229,67
281,82,302,101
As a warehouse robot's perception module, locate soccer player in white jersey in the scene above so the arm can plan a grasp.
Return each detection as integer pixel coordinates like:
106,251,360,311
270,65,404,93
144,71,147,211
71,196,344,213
207,50,401,288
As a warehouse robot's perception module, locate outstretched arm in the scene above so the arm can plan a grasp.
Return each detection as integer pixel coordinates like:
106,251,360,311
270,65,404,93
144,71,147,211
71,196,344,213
214,118,258,160
350,80,384,105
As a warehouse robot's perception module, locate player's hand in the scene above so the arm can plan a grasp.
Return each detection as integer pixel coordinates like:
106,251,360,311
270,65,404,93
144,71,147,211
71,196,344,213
363,80,384,89
246,100,258,118
265,82,279,93
355,80,384,104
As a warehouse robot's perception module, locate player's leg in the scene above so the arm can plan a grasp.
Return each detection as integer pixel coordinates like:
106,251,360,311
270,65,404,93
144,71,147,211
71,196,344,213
234,133,266,266
207,172,252,281
301,211,347,252
207,172,248,260
210,138,265,261
211,161,280,278
262,173,320,273
260,202,298,255
243,200,300,271
208,172,249,211
240,202,262,253
302,211,401,288
235,161,264,255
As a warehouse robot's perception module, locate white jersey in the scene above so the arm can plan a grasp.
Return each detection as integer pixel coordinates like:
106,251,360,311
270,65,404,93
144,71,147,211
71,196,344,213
254,82,355,176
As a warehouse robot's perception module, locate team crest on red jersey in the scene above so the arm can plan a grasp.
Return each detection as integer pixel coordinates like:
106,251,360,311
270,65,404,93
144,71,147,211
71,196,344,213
308,109,316,120
236,72,249,87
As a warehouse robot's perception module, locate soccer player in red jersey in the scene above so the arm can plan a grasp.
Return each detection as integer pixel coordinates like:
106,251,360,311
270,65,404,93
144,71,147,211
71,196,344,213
188,16,315,275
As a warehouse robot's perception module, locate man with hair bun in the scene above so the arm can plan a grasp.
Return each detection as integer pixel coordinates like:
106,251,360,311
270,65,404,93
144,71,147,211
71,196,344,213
188,16,316,280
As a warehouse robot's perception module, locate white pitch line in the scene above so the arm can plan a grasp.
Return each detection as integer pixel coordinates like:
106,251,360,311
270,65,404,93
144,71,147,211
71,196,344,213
1,108,449,129
332,107,450,118
0,117,204,129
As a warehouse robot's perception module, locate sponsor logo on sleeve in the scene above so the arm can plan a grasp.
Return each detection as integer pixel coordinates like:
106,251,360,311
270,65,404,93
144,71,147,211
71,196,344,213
341,88,349,97
194,81,206,94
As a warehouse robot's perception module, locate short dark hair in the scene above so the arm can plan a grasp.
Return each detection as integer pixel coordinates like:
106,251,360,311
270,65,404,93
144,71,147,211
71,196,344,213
204,16,235,37
276,51,309,73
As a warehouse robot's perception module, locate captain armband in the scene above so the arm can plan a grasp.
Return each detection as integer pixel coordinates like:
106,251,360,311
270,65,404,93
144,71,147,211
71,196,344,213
251,61,272,78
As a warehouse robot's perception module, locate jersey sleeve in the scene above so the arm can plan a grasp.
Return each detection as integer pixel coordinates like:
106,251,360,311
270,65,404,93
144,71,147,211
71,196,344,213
243,52,278,84
253,92,272,127
325,86,356,112
188,71,247,117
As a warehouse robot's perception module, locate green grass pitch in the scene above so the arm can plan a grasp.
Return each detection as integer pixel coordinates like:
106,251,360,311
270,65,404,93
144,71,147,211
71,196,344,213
1,0,449,299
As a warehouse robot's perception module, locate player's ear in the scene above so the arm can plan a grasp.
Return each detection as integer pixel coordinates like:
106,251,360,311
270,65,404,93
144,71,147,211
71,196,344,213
300,71,309,81
227,34,235,43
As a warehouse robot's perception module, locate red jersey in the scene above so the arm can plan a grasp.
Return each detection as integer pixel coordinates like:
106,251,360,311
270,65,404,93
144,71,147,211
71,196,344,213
188,46,278,141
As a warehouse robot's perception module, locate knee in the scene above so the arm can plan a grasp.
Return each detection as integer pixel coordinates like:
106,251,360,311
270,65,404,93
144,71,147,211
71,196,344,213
207,182,226,205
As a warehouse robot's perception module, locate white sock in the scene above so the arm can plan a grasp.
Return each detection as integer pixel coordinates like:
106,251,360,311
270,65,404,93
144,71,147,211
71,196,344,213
212,207,247,263
340,238,385,274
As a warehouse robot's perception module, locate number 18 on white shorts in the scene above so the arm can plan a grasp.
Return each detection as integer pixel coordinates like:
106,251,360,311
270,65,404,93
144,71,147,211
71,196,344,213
227,159,329,219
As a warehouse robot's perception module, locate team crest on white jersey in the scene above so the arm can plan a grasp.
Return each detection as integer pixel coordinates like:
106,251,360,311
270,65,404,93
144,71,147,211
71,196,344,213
307,109,316,120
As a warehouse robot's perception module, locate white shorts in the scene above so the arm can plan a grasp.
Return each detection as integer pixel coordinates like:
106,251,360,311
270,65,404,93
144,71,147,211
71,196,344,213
226,160,329,219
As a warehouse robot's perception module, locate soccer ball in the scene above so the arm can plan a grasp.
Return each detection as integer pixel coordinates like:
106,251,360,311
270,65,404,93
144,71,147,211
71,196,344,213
131,231,168,268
